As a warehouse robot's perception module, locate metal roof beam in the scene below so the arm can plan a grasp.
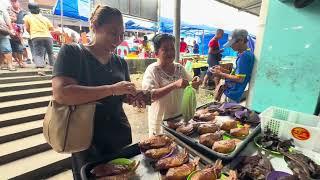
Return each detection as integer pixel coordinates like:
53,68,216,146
212,0,260,16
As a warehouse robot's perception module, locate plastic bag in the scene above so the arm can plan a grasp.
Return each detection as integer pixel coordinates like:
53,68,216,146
181,84,197,121
185,61,193,76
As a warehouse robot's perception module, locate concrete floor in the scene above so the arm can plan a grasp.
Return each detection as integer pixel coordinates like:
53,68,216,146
124,104,148,143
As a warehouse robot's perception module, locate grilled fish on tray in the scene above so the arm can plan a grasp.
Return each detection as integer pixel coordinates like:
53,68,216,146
197,123,220,135
199,131,224,148
213,140,236,154
144,142,177,159
167,120,185,130
91,160,140,179
194,109,217,122
165,157,200,180
139,134,172,150
154,149,189,170
230,124,250,138
220,120,238,131
190,160,223,180
176,123,196,136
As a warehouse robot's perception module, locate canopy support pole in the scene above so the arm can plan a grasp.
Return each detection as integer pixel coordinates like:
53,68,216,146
60,0,63,32
202,30,204,55
173,0,181,62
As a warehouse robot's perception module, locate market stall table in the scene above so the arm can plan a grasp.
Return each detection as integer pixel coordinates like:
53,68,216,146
163,131,320,178
163,102,320,179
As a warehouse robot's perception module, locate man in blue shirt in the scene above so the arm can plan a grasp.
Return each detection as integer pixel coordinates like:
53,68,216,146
193,40,199,54
211,29,254,102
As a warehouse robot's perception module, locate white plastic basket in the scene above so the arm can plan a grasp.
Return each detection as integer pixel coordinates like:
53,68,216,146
260,106,320,153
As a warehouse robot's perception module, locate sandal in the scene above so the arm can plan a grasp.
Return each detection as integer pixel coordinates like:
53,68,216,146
1,66,8,70
37,71,46,76
9,67,17,71
19,62,26,68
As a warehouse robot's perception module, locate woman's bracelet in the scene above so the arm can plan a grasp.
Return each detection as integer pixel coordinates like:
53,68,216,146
110,85,115,96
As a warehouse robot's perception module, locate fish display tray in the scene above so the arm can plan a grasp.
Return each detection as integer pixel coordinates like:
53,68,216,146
162,102,261,162
80,135,214,180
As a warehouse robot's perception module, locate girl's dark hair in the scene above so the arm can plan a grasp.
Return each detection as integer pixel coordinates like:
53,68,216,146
28,2,40,14
152,34,175,53
90,5,122,28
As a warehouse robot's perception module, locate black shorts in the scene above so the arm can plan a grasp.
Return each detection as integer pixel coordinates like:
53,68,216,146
207,54,220,76
10,39,24,53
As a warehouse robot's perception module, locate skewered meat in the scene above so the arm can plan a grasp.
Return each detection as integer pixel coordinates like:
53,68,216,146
139,134,172,150
154,149,189,170
91,160,139,178
220,120,237,131
165,157,200,180
199,131,224,148
197,123,219,135
190,160,223,180
167,120,185,130
144,142,177,159
213,140,236,154
230,124,250,138
176,123,196,135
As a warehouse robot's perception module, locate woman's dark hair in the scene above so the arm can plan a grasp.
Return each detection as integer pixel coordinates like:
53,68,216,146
152,34,175,53
28,2,40,14
90,5,122,28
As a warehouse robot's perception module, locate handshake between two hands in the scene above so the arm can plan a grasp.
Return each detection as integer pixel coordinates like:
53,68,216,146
125,90,152,108
110,81,151,108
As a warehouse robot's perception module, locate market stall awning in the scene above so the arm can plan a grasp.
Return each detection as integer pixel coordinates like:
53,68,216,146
124,17,157,32
159,17,228,35
53,0,91,21
215,0,261,16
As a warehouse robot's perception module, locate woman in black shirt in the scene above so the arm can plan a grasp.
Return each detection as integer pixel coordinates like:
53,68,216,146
52,5,142,179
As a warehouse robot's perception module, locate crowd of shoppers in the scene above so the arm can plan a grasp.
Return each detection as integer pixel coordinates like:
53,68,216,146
0,1,54,75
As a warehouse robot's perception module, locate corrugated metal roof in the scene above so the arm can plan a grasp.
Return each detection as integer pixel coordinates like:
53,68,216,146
214,0,261,16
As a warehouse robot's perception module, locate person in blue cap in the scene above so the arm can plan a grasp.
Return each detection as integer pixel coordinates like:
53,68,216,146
211,29,254,103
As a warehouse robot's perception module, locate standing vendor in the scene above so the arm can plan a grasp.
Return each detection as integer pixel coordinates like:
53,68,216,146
139,35,151,58
179,37,188,53
193,40,199,54
202,29,224,88
52,5,145,179
211,29,254,103
142,34,201,136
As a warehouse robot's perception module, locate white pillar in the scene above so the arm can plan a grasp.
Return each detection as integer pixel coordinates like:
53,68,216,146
173,0,181,62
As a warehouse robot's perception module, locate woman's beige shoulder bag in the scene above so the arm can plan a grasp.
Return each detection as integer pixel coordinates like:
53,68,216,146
43,100,96,153
43,44,96,153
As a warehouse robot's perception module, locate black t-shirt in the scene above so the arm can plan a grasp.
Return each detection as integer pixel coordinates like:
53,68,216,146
53,44,132,154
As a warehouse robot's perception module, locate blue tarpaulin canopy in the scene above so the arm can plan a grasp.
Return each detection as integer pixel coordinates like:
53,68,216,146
124,18,157,32
53,0,90,21
159,17,255,56
159,17,219,35
159,17,231,55
53,1,158,32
